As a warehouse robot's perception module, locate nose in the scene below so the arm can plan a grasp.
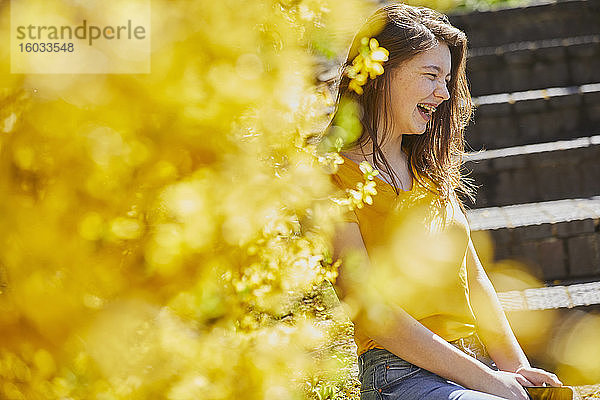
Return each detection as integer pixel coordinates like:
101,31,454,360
435,80,450,101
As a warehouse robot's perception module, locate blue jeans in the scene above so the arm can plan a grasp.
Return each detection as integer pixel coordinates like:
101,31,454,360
358,348,508,400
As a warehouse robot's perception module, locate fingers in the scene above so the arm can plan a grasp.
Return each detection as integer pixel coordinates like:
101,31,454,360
516,367,563,387
542,372,563,387
514,374,535,387
491,370,533,400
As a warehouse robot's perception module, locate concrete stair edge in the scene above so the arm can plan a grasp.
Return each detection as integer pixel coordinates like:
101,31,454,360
466,197,600,231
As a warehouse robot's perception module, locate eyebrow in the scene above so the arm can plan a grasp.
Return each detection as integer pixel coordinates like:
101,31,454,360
422,64,451,78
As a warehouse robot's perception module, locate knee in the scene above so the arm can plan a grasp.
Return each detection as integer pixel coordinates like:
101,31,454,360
451,389,508,400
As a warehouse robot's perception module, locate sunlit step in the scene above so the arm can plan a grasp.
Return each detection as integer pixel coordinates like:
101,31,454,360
466,197,600,231
498,281,600,311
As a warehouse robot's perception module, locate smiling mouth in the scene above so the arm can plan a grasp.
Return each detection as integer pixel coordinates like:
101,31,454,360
417,103,436,116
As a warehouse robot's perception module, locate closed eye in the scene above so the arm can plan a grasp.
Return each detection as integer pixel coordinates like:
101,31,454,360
426,73,451,83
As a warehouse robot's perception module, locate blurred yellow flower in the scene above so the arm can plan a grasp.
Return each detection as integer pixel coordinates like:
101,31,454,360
0,0,380,399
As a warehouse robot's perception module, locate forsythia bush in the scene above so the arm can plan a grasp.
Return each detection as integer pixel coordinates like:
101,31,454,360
7,0,596,398
0,0,381,398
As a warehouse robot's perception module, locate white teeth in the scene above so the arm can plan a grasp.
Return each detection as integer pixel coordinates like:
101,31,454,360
417,103,436,113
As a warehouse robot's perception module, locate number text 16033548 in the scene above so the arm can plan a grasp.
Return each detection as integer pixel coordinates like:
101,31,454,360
18,42,74,53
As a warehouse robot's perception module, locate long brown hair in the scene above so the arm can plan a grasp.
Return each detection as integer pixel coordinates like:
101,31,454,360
331,4,473,204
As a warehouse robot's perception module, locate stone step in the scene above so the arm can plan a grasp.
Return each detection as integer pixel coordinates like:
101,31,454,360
449,0,600,49
463,137,600,208
498,281,600,311
467,36,600,97
466,84,600,150
467,198,600,282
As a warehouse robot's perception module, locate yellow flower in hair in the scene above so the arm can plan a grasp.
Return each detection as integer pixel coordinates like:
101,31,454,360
346,37,389,95
369,38,389,62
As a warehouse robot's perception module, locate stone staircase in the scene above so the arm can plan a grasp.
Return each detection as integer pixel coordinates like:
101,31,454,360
469,198,600,281
450,0,600,380
450,0,600,50
465,85,600,154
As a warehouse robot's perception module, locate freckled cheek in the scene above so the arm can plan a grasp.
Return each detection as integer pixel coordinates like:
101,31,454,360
413,76,435,90
422,81,437,95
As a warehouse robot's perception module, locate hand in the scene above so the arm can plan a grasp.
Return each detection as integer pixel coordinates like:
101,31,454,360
475,370,533,400
516,366,563,387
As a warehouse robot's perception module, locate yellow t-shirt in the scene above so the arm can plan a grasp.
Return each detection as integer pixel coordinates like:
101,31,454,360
332,154,477,356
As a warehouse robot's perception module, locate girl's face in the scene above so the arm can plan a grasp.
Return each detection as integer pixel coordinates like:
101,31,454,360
388,41,452,136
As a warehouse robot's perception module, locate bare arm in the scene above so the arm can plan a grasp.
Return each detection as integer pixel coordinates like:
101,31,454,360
332,221,532,400
465,237,529,372
466,236,562,386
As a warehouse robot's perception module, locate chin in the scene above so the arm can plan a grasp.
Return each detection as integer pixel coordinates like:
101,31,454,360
405,127,427,135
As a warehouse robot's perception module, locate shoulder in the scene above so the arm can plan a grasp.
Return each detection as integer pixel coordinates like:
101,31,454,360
449,192,471,233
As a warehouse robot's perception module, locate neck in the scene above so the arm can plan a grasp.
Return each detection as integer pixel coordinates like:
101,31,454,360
378,134,404,165
352,134,410,191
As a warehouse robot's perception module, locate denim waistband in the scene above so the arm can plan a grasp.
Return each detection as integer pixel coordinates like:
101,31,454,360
358,348,412,376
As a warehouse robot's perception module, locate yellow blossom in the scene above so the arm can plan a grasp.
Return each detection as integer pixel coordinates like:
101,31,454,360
346,37,389,94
